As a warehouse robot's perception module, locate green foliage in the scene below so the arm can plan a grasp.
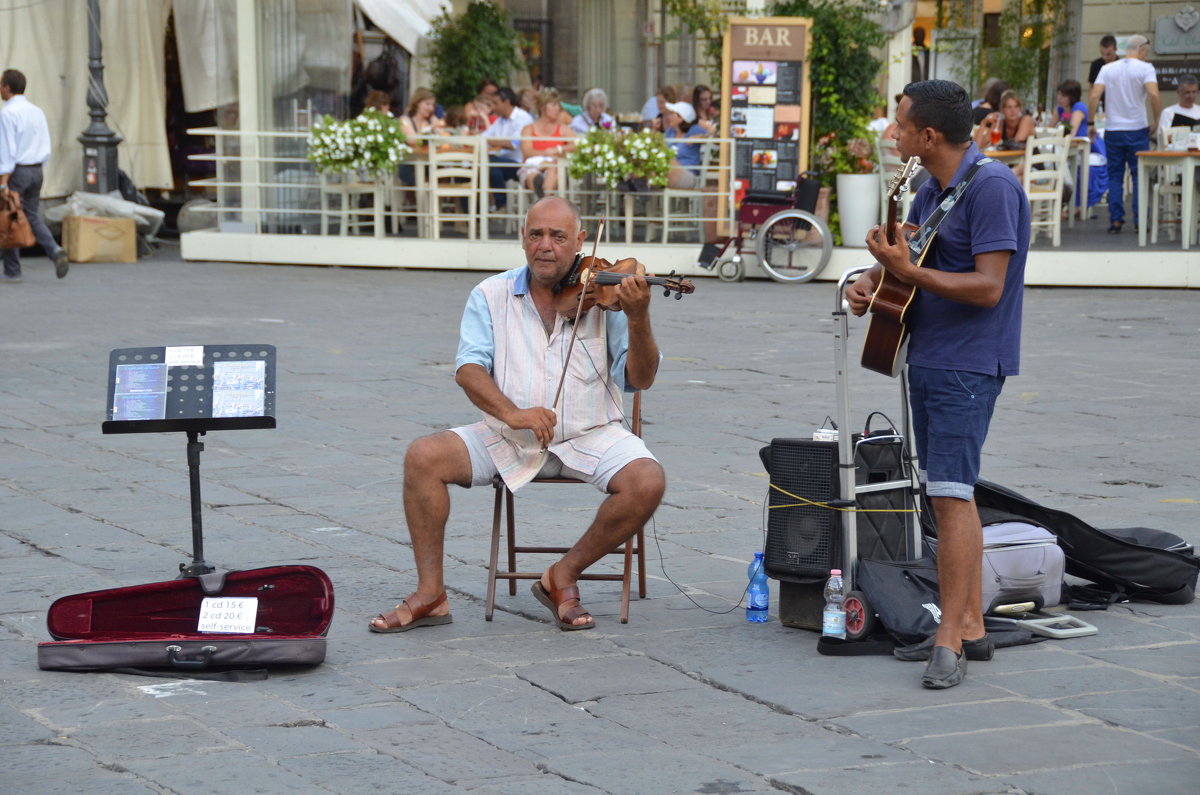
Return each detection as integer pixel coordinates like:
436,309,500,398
426,1,525,108
942,0,1071,109
662,0,747,84
771,0,885,149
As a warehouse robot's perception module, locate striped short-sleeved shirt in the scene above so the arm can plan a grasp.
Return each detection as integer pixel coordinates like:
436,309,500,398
456,265,637,490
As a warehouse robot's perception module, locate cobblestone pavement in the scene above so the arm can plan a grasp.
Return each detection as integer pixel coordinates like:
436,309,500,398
2,249,1198,794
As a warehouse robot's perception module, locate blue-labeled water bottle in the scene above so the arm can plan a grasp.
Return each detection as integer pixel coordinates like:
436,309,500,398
747,551,769,622
822,569,846,638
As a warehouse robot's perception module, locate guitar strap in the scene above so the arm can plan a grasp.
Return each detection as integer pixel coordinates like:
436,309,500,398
905,156,993,263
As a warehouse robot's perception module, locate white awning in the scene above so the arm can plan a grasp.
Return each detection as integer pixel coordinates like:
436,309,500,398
354,0,448,54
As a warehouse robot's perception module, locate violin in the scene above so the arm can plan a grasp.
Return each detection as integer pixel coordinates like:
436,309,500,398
553,255,695,319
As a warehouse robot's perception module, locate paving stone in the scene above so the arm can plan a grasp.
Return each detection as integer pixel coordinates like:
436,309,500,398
346,651,508,689
120,750,324,793
513,652,705,703
836,698,1079,743
9,764,158,795
458,773,604,793
770,761,1013,795
280,750,458,792
542,747,775,793
4,740,104,780
1006,759,1200,795
354,720,543,781
65,715,236,759
0,702,56,743
1081,640,1200,678
980,661,1165,700
1057,685,1200,731
224,723,365,757
903,723,1185,775
321,703,442,731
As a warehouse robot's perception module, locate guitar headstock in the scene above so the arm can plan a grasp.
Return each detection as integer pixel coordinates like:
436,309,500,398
885,155,921,244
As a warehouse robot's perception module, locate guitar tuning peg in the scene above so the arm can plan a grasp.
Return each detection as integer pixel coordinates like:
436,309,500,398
673,291,683,300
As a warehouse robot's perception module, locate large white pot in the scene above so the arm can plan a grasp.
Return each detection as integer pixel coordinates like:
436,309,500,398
835,173,881,248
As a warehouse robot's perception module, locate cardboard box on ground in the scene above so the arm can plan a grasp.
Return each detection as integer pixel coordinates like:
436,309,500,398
64,216,137,263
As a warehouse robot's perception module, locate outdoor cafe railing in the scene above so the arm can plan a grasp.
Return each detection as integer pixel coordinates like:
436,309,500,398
186,127,739,246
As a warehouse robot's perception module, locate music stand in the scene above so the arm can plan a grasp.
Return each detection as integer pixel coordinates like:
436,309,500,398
102,345,277,576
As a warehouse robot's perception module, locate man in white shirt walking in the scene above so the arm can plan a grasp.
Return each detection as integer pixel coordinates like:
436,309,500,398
0,69,68,282
1089,35,1161,234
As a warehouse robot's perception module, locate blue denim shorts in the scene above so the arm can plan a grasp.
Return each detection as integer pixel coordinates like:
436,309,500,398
908,365,1005,500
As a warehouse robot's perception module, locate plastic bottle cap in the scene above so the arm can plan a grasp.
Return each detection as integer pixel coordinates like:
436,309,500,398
830,569,841,575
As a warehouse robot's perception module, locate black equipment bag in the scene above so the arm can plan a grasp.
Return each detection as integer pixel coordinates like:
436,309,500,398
852,557,1043,650
973,480,1198,605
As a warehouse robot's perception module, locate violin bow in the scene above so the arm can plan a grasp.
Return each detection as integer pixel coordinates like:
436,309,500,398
545,216,605,446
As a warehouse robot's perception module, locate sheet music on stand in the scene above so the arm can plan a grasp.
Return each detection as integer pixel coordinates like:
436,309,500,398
103,344,276,434
101,344,277,575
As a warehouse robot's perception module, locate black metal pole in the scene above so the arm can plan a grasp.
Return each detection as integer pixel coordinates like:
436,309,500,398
78,0,123,193
182,430,215,576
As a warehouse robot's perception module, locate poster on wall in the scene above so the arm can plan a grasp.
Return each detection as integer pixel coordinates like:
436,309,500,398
721,19,812,207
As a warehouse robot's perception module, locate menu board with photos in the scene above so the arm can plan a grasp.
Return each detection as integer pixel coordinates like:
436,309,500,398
720,18,812,204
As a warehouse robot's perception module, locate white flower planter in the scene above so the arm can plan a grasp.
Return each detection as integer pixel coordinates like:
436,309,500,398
835,173,881,248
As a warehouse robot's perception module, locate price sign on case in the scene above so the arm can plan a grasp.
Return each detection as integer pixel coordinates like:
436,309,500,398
197,597,259,634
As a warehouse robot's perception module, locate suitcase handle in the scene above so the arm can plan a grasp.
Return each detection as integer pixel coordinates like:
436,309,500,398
165,644,217,669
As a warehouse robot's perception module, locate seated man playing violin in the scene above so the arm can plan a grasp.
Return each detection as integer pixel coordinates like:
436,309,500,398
370,196,666,633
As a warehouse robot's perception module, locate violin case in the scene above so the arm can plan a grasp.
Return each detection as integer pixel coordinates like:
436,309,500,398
38,566,334,673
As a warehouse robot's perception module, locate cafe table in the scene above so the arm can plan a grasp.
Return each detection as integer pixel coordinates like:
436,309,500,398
1136,149,1200,250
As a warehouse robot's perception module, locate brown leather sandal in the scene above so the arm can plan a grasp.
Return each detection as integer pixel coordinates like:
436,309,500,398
531,574,595,631
369,591,453,633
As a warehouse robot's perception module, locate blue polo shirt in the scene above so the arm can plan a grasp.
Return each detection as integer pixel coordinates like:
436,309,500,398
905,143,1029,376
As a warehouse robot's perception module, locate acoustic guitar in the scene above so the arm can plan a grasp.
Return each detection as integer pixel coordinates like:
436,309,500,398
860,156,926,378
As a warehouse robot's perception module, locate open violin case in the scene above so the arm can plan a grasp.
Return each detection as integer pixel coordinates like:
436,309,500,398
38,566,334,673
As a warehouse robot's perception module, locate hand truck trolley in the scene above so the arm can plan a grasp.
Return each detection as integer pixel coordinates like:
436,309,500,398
762,265,923,638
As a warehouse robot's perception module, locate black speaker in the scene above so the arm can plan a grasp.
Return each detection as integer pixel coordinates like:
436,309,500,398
763,436,915,630
762,439,839,581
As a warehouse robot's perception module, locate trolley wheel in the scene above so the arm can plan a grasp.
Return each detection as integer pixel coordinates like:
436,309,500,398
753,208,832,283
843,590,875,641
717,255,744,282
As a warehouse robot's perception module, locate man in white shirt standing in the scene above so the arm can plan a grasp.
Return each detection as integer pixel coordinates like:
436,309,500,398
483,87,535,212
1158,74,1200,134
1089,35,1162,234
0,69,68,282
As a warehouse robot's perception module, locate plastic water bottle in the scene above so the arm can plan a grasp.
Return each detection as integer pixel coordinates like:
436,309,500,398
822,569,846,638
746,552,769,622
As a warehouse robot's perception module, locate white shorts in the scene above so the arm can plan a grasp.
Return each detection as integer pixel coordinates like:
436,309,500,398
449,426,656,492
517,155,555,183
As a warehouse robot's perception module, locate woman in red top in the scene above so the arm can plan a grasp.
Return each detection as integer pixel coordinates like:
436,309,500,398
518,88,575,198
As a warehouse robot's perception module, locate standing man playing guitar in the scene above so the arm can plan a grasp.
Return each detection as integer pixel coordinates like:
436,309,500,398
847,80,1030,689
370,196,666,634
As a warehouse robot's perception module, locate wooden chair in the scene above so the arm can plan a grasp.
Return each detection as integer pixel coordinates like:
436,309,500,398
428,136,481,240
1022,133,1070,247
319,171,384,236
1151,127,1195,244
486,392,647,624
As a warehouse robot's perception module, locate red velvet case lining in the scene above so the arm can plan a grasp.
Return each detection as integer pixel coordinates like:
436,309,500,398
45,565,333,641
